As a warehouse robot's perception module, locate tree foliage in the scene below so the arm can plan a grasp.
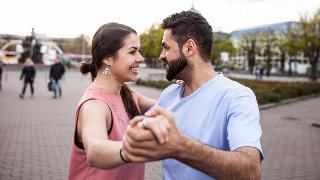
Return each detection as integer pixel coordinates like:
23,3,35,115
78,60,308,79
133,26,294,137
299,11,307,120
274,32,288,74
0,38,6,48
241,34,258,74
212,32,234,65
60,34,91,54
259,30,277,76
140,24,164,58
299,8,320,81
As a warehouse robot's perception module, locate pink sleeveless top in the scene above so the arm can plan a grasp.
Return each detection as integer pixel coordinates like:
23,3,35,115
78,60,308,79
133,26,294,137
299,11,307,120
68,86,145,180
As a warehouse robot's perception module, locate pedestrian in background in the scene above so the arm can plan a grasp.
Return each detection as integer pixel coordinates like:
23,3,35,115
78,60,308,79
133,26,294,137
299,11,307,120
19,58,36,99
49,55,65,99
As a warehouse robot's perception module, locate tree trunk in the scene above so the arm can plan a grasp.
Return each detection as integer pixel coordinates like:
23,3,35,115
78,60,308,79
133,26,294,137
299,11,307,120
288,59,292,77
310,49,319,81
248,53,255,74
280,50,286,75
266,56,272,77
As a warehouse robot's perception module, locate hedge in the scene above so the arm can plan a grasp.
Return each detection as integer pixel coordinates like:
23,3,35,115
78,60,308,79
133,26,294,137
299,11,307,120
136,78,320,105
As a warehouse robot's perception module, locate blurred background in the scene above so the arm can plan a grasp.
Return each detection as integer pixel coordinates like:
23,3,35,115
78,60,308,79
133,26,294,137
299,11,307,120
0,0,320,179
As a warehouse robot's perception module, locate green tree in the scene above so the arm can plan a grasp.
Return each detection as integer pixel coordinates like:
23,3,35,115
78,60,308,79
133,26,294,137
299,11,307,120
259,30,277,76
275,32,288,74
211,32,235,65
0,38,6,48
140,24,163,58
241,34,258,74
283,29,301,76
299,8,320,81
61,34,91,54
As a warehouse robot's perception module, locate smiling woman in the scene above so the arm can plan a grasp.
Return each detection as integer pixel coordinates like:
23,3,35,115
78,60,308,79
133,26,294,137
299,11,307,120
68,22,157,180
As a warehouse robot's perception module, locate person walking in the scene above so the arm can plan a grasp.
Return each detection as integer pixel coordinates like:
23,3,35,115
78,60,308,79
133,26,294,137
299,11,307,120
49,55,65,98
19,58,36,98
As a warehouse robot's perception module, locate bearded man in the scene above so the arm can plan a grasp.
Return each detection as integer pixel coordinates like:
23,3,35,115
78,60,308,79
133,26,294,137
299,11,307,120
123,11,263,180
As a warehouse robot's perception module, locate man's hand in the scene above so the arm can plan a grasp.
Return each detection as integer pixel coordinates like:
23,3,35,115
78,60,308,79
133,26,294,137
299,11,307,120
122,106,184,162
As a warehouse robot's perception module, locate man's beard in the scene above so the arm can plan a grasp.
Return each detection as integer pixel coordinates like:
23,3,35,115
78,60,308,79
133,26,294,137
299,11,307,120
165,55,188,81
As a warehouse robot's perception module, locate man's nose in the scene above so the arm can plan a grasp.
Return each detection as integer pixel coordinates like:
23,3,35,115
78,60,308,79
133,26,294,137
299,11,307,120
159,50,165,61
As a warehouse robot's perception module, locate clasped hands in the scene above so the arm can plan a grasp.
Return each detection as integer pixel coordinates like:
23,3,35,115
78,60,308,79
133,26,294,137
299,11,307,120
122,106,183,162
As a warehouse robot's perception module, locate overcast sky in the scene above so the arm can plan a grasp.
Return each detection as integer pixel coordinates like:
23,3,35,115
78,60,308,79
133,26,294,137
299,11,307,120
1,0,319,38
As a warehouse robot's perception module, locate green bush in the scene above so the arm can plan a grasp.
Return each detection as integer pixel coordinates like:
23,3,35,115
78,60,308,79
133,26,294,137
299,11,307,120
266,93,281,103
136,78,320,105
136,79,173,89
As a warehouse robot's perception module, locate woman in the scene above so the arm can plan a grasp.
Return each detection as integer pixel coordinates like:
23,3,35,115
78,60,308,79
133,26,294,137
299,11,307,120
19,58,36,99
68,23,167,180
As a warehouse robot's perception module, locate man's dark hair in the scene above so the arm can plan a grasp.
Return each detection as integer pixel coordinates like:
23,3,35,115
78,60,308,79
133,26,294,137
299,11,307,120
161,11,213,62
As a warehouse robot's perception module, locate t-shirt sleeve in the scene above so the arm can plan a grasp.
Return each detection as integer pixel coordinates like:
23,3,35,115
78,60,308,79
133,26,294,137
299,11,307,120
145,84,174,113
226,87,264,159
157,84,178,107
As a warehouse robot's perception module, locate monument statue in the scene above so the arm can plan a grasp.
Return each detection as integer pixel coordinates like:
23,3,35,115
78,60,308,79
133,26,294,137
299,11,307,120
18,28,43,64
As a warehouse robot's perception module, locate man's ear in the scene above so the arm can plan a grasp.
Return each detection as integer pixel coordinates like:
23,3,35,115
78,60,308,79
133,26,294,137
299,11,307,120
183,39,197,56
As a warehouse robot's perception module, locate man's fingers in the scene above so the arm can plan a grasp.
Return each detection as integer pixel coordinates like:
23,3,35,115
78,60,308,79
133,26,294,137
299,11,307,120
129,116,145,126
125,154,150,162
148,125,166,144
121,147,152,162
127,125,155,141
125,132,158,150
147,118,169,144
123,141,160,161
159,123,170,142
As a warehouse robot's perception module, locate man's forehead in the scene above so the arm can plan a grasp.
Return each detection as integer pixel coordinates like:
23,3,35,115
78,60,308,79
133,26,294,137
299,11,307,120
162,29,175,44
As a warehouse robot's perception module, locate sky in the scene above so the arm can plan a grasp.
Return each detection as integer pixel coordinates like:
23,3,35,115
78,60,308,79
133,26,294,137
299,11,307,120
1,0,319,39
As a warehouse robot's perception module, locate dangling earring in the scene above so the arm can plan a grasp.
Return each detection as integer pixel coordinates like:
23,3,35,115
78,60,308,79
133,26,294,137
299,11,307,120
103,66,110,76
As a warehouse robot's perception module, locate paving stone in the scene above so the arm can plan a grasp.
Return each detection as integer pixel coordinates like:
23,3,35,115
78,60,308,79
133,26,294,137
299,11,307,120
0,69,319,179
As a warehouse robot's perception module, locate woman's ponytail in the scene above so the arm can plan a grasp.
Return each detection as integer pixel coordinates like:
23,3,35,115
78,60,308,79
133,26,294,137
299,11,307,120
79,62,98,81
120,84,141,119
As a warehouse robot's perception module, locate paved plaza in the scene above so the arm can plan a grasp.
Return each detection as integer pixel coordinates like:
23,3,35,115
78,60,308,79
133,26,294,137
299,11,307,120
0,69,320,180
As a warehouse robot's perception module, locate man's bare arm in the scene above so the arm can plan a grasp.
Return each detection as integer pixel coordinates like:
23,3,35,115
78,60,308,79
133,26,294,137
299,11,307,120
176,134,261,180
123,106,262,179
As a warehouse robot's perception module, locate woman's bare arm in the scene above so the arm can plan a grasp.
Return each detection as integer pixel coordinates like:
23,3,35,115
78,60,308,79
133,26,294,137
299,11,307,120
78,100,125,169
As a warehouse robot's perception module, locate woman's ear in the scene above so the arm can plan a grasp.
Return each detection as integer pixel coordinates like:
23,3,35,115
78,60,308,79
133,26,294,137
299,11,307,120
102,57,113,66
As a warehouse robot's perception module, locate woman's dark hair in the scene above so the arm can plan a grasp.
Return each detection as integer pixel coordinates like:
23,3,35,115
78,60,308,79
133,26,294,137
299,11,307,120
80,22,140,118
161,11,213,62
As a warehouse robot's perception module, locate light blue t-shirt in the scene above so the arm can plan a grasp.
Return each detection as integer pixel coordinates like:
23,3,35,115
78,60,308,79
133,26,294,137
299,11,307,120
158,74,263,180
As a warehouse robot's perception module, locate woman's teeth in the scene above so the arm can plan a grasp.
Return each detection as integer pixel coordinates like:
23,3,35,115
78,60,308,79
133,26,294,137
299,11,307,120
130,67,138,73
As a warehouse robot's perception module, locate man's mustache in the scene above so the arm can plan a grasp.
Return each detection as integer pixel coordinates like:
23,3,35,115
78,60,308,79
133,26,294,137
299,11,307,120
162,60,168,69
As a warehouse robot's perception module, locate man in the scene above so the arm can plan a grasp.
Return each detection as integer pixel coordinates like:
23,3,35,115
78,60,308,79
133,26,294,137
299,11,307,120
123,11,263,180
19,58,36,98
49,55,65,98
